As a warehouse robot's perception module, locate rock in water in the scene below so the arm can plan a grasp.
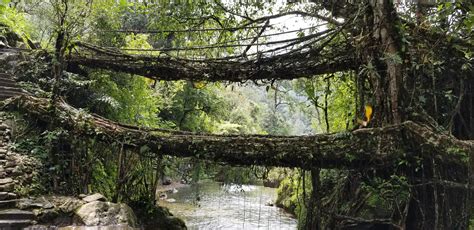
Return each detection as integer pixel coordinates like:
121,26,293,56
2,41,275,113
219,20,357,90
265,199,274,206
75,201,138,227
82,193,106,203
162,177,172,185
159,193,167,200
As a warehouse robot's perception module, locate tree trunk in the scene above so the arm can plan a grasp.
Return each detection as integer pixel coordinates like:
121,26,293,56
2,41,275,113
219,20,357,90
366,0,403,125
304,168,322,230
363,1,472,228
113,144,124,203
52,29,66,101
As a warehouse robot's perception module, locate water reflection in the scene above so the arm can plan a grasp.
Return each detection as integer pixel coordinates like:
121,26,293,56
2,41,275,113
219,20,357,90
159,181,297,230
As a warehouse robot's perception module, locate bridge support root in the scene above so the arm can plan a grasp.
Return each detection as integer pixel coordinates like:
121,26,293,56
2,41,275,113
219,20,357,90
406,155,470,229
303,168,322,230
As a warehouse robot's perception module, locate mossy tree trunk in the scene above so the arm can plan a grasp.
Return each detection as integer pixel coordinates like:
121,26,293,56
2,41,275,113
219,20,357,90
353,0,472,228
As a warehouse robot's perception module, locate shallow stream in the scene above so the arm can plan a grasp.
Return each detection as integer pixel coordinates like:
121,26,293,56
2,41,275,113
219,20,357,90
158,181,298,230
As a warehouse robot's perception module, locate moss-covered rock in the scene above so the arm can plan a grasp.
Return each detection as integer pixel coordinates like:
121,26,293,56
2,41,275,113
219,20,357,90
129,200,187,230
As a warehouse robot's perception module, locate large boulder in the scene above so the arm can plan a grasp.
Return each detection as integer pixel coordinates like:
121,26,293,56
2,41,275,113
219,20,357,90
18,196,85,225
75,201,138,227
56,196,85,213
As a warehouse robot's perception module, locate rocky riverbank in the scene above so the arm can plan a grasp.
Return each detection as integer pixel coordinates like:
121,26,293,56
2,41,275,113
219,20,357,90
17,194,138,228
0,112,137,228
0,112,186,229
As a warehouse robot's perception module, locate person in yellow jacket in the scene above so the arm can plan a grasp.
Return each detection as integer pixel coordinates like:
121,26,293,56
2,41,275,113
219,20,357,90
357,105,373,127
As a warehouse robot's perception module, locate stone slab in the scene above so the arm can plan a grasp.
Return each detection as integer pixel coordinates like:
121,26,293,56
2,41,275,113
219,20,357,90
0,178,12,185
82,193,106,203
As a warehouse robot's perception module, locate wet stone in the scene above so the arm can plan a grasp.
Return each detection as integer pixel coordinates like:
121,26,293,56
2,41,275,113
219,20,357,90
0,183,14,192
23,177,32,183
0,192,8,200
6,192,16,199
0,178,12,184
11,167,23,176
5,161,16,167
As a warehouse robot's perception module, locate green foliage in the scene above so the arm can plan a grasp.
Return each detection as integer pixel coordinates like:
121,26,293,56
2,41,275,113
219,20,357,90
157,82,227,131
293,74,355,133
213,165,267,185
11,135,48,160
359,175,410,219
87,0,125,46
276,170,311,219
276,170,412,229
91,157,117,198
88,71,160,126
0,4,32,39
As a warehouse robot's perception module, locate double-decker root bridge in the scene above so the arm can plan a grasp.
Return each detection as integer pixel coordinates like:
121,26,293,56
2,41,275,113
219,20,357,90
1,95,471,174
0,16,473,226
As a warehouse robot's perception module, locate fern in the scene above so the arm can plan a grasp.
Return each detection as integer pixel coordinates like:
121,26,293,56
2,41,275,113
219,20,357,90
96,95,121,109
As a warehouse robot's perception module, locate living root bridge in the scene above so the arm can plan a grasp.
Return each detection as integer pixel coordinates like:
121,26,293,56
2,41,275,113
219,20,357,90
1,95,472,171
66,42,355,82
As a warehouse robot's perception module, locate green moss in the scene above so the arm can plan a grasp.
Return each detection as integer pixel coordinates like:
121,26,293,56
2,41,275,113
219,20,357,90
129,200,187,230
275,171,310,220
4,112,47,196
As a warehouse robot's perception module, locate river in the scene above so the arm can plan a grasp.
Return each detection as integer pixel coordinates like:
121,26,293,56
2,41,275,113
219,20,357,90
158,181,298,230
